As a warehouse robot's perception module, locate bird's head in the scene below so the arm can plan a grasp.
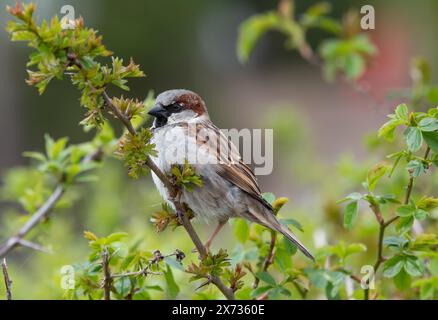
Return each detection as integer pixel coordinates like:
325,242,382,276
148,89,209,128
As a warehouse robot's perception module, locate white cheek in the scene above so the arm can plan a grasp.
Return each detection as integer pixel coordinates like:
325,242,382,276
167,110,197,124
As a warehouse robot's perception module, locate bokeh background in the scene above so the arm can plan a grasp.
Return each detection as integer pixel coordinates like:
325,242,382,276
1,0,438,299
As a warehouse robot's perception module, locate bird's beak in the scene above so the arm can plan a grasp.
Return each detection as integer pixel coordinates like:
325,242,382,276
148,104,168,118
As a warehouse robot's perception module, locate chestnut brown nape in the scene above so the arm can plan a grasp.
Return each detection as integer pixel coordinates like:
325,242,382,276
176,93,207,116
156,89,207,116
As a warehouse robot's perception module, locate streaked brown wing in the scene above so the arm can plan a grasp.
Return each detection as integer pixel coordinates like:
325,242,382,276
199,120,273,211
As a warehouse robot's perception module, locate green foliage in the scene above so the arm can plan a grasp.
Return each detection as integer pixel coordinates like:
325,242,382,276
170,160,203,192
69,231,184,300
23,134,100,184
186,249,231,284
116,128,156,179
6,2,144,130
320,34,376,82
4,2,438,301
237,1,376,82
339,100,438,298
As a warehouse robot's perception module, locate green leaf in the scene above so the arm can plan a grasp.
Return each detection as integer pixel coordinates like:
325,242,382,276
114,277,131,297
22,151,46,162
344,53,365,81
336,192,362,204
396,205,415,217
274,247,292,272
417,197,438,210
383,255,404,278
422,131,438,153
405,127,423,152
404,255,423,277
233,219,249,244
378,119,404,141
282,236,297,255
48,136,69,160
255,271,277,287
420,282,434,300
237,12,281,63
345,243,367,257
279,218,303,232
250,286,272,298
396,216,414,234
418,117,438,132
383,236,409,250
164,265,180,299
378,120,404,141
406,159,426,177
393,269,411,290
414,208,429,220
366,162,389,191
395,103,409,121
262,192,275,204
343,201,358,230
106,232,128,244
304,269,329,289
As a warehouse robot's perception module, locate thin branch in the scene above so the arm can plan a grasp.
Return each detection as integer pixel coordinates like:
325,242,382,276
101,247,112,300
0,151,100,260
0,186,64,259
404,177,414,205
111,250,180,278
2,258,12,300
17,239,53,254
253,230,276,289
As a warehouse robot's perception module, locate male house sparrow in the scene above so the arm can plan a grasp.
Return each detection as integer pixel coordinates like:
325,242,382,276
148,89,314,260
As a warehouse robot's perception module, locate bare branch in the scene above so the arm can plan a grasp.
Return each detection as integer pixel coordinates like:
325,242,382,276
17,239,53,254
0,186,64,260
2,258,12,300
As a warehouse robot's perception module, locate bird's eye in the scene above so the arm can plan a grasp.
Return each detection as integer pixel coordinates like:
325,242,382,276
167,103,183,112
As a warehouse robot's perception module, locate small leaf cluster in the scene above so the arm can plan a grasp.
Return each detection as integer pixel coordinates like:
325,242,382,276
68,231,185,300
150,203,181,232
382,233,437,292
6,2,145,130
116,128,157,179
379,104,438,149
24,134,100,184
237,1,376,82
170,160,204,192
186,249,231,284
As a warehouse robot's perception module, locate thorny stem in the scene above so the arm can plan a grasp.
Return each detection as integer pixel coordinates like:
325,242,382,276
2,258,12,300
364,146,431,300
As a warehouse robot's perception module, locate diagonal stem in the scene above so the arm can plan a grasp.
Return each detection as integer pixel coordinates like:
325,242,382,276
2,258,12,300
364,147,431,300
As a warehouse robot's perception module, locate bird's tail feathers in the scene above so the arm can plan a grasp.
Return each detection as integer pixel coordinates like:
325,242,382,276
274,222,314,261
250,207,315,261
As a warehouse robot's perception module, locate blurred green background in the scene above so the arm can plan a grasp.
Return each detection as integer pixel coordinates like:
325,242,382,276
1,0,438,299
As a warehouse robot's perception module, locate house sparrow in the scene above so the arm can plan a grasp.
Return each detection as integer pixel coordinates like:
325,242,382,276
148,89,314,260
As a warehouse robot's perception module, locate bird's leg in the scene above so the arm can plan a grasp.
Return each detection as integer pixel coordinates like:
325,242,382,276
204,220,228,250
